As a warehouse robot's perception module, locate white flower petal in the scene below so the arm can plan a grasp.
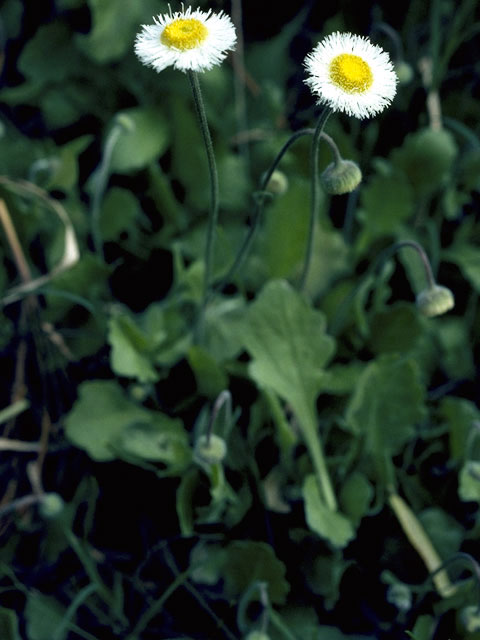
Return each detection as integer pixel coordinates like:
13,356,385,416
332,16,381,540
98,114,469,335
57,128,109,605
135,7,237,74
304,32,398,119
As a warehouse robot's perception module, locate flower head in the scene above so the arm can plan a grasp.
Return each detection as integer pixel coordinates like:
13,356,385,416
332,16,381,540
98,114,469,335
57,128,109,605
304,32,398,119
135,6,236,73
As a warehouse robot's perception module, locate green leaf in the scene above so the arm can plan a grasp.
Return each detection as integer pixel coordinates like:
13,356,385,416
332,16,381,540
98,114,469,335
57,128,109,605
108,313,161,383
109,107,170,173
18,23,81,83
303,475,355,548
459,461,480,502
222,541,290,605
78,0,160,62
391,127,457,197
0,608,20,640
339,471,374,525
25,593,65,640
65,380,163,461
345,354,426,457
358,170,414,238
100,187,141,241
444,243,480,292
187,345,228,398
368,303,424,355
419,508,463,559
305,552,351,609
439,397,480,463
117,417,191,469
243,279,335,419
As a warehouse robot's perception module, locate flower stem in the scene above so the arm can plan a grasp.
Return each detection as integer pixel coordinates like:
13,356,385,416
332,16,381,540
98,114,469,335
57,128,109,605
299,107,331,291
188,71,220,341
214,128,315,293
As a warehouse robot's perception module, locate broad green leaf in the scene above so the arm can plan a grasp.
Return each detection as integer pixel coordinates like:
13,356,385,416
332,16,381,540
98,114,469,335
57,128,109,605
187,345,228,398
109,107,170,173
435,317,475,380
439,397,480,463
459,461,480,502
368,303,424,354
419,508,463,559
345,354,426,457
108,313,161,383
222,541,290,604
391,128,457,197
25,593,65,640
339,471,374,525
260,179,311,278
444,243,480,292
358,170,414,238
100,187,141,241
243,279,335,418
65,380,160,461
303,475,355,548
18,23,81,83
78,0,160,62
117,417,191,469
305,551,351,609
0,608,20,640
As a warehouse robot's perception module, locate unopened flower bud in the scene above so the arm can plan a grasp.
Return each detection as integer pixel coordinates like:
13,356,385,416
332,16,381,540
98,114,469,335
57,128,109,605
265,170,289,196
416,284,454,317
39,493,64,519
320,160,362,195
460,605,480,633
194,434,227,465
245,632,271,640
394,61,414,85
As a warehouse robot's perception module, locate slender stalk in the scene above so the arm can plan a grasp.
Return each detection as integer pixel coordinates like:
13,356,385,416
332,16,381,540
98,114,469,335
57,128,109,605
299,107,331,291
214,128,315,292
91,122,124,256
188,71,220,341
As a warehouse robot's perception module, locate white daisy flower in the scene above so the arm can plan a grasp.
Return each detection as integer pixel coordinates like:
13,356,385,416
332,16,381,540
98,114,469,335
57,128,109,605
134,6,236,73
304,32,398,119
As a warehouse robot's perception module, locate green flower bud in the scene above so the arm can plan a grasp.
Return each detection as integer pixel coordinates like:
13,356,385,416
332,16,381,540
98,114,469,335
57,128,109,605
244,632,271,640
320,160,362,195
460,605,480,633
265,170,289,196
394,61,414,85
39,493,64,519
194,434,227,465
416,284,454,317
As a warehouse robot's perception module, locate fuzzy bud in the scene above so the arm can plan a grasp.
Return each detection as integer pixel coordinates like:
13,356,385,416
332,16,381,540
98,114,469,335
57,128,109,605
39,493,65,519
244,633,271,640
416,284,454,317
394,61,414,85
320,160,362,195
194,434,227,465
265,170,289,196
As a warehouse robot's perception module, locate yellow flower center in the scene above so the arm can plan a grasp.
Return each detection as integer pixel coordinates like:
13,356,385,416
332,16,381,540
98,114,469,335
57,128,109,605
329,53,373,93
161,18,208,51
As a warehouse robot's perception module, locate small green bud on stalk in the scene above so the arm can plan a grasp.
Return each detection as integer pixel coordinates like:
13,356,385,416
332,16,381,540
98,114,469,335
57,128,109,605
394,61,414,84
39,493,64,519
320,159,362,195
194,434,227,465
265,170,289,196
416,284,454,317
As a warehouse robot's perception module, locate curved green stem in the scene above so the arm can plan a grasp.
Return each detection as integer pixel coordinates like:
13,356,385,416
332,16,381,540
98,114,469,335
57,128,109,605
91,122,124,257
214,128,315,292
188,71,219,342
299,107,331,291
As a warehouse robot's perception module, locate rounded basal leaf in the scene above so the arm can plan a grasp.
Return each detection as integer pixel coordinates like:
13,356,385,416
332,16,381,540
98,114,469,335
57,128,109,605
109,107,170,173
391,127,457,197
345,354,426,456
243,279,336,417
303,475,355,548
64,380,188,463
